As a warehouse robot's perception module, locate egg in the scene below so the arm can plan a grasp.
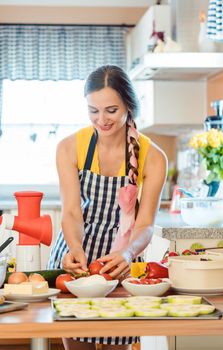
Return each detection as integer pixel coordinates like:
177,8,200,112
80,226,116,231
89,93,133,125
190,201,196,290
8,272,28,284
28,273,45,282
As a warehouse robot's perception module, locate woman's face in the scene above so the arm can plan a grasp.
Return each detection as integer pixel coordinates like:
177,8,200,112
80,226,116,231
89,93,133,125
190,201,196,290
86,87,128,136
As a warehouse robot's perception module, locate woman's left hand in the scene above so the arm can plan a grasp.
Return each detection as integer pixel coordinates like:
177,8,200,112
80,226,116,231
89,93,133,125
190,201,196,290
98,251,130,280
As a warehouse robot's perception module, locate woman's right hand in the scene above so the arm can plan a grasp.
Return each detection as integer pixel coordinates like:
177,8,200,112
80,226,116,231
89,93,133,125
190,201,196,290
62,250,88,275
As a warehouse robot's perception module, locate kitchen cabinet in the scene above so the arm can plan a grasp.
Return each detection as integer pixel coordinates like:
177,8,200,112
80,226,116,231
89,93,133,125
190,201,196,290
176,336,223,350
126,4,171,70
134,79,207,133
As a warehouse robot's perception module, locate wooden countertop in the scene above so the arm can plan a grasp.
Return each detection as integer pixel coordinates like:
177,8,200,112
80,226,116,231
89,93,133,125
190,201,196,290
0,289,223,339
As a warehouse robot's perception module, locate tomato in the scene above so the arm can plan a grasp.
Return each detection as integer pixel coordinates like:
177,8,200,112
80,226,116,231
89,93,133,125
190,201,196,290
101,273,113,281
55,273,74,293
89,260,104,275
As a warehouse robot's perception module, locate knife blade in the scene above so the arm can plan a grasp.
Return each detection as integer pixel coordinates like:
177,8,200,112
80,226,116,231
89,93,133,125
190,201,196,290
0,237,14,254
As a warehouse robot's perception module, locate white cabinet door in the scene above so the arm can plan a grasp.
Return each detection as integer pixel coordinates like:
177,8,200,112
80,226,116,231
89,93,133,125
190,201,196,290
141,336,175,350
133,80,206,132
127,5,171,70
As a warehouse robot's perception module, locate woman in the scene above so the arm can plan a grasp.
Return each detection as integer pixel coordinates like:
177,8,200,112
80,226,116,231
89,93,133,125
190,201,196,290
48,65,167,350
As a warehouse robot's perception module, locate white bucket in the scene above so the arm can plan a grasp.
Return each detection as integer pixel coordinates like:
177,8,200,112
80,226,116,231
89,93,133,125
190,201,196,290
168,255,223,289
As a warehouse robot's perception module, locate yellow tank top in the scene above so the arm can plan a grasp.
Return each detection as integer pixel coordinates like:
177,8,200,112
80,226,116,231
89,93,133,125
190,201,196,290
76,126,150,185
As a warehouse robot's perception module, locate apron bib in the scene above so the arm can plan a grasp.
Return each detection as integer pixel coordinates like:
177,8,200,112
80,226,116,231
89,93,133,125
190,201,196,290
47,132,138,344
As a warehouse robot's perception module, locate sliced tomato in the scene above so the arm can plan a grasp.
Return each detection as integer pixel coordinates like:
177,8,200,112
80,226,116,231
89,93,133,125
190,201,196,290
147,278,162,284
139,278,151,284
129,279,140,284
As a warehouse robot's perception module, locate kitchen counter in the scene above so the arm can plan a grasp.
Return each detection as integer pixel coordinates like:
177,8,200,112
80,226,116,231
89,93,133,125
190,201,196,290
155,210,223,240
0,288,222,341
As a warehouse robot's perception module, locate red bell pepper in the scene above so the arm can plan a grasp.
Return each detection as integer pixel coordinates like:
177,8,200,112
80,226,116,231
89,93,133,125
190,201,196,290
146,262,169,279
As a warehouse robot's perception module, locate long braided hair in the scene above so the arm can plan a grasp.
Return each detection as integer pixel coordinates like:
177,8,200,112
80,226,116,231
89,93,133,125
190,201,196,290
84,65,140,187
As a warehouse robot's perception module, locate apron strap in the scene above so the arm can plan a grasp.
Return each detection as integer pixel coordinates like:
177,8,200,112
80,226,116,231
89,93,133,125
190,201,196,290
84,131,98,170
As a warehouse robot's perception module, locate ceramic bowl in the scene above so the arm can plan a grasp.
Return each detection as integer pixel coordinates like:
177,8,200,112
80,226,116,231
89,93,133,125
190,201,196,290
121,278,171,297
64,275,119,298
180,197,223,227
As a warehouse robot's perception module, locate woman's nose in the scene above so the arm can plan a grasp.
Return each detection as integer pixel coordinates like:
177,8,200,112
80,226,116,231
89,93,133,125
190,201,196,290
97,112,108,125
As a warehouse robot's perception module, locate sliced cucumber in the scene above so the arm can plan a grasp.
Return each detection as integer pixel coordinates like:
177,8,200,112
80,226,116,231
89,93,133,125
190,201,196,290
192,305,215,315
134,309,168,317
167,295,202,305
99,309,134,318
168,307,200,317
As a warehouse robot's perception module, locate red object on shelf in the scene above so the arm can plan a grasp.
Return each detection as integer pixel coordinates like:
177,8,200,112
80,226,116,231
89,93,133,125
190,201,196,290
169,185,182,214
0,191,52,246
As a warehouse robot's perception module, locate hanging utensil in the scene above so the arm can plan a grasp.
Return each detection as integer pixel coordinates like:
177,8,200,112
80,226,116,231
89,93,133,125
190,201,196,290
0,237,14,254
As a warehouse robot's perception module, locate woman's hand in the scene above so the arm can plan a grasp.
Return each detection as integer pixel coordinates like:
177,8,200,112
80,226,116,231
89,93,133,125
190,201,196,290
62,249,88,275
98,250,130,280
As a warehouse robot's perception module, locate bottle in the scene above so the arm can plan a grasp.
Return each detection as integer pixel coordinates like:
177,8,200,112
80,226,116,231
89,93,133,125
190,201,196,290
204,100,223,131
198,11,216,52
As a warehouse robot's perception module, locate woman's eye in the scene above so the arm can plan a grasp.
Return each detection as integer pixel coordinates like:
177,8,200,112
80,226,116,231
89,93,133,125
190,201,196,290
107,109,117,114
89,109,98,114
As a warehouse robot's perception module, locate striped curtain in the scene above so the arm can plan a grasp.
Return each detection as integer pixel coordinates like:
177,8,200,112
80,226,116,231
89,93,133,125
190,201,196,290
207,0,223,41
0,24,127,79
0,24,127,129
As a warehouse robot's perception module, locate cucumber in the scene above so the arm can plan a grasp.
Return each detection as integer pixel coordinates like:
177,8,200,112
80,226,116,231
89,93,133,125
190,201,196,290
5,269,66,287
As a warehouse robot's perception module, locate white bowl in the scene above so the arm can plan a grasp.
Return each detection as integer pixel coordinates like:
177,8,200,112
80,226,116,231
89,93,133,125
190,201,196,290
180,197,223,227
121,278,171,297
64,275,119,298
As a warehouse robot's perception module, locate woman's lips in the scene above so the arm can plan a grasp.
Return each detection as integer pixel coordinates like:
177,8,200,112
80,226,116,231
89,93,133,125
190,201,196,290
97,124,113,131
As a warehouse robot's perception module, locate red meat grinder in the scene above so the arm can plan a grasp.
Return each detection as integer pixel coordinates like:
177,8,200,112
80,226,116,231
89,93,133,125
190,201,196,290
0,191,52,271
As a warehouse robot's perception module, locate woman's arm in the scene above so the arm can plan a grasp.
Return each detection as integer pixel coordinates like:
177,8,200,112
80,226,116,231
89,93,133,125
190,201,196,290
99,142,167,278
56,134,88,273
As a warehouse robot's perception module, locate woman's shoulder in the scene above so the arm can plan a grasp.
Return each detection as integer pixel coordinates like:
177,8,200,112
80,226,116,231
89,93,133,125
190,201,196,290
76,125,94,140
138,132,151,149
57,126,93,156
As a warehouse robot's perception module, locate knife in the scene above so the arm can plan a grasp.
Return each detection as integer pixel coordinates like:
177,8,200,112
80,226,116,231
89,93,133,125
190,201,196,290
0,237,14,254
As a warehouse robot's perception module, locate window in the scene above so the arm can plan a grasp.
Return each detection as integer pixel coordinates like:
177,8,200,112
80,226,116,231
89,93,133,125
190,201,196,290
1,80,88,185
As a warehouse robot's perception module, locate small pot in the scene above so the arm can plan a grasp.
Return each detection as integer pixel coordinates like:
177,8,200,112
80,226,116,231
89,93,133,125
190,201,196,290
168,255,223,289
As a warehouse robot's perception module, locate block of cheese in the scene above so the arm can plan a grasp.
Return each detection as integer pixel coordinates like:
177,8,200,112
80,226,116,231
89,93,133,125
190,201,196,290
4,281,49,295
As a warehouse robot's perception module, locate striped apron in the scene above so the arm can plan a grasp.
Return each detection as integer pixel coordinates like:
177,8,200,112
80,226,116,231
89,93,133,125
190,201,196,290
47,132,138,345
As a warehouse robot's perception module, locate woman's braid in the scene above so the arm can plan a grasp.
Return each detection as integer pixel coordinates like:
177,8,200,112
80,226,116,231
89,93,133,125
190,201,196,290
126,117,139,186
